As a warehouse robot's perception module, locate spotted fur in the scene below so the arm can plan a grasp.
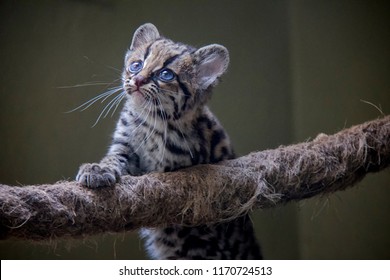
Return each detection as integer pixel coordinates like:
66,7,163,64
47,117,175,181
76,23,262,259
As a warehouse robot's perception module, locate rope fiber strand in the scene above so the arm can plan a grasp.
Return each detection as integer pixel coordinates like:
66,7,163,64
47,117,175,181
0,115,389,240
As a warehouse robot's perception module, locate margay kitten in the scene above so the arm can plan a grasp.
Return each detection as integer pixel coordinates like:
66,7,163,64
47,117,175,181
76,23,262,259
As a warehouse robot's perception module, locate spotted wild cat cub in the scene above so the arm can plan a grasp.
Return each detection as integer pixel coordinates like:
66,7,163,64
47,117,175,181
76,23,262,259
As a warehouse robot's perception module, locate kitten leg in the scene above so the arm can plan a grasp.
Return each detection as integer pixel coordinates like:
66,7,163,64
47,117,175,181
76,155,125,188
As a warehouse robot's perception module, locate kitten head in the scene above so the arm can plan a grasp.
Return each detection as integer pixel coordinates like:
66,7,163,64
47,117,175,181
123,23,229,120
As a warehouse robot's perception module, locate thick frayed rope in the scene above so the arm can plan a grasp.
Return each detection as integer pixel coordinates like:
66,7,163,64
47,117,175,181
0,116,389,240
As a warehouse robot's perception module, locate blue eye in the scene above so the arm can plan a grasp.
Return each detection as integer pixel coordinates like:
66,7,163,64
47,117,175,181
129,61,143,73
158,68,175,82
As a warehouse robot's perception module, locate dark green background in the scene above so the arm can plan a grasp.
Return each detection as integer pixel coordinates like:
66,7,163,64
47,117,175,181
0,0,389,259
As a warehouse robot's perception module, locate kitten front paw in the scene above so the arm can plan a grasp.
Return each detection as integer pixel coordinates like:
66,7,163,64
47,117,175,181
76,163,119,188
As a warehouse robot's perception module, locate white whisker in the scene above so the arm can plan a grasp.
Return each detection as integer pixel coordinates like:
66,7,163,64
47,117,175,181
104,65,122,74
83,55,123,75
131,98,154,134
143,107,158,146
156,96,168,164
160,87,191,97
174,120,194,159
57,81,114,89
103,92,126,119
92,91,125,127
66,86,122,113
132,100,154,153
111,94,126,117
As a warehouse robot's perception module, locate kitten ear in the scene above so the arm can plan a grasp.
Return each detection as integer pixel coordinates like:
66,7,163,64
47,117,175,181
130,23,160,50
194,44,229,90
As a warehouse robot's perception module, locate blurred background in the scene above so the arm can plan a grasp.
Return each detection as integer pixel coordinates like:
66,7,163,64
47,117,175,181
0,0,389,259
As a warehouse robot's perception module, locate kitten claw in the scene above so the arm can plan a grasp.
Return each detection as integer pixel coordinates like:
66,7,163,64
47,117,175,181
76,163,119,188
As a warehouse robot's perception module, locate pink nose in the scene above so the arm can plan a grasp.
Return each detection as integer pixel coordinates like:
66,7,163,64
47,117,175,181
134,75,146,88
